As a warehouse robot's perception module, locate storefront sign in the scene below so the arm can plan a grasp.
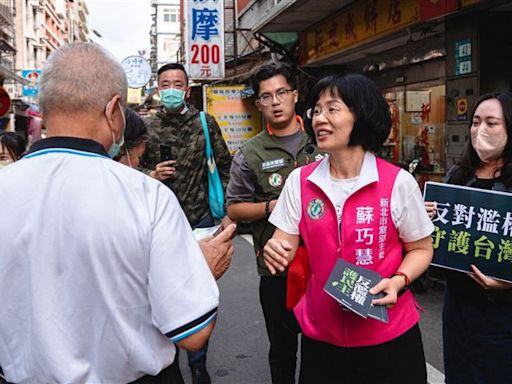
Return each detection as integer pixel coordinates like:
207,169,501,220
204,85,261,154
419,0,457,21
425,182,512,283
461,0,480,7
121,56,152,89
185,0,225,80
457,98,468,121
127,88,143,105
21,70,41,97
455,38,472,76
303,0,419,64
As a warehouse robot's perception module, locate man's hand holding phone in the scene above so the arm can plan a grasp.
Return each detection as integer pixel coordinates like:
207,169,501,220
149,144,177,181
150,160,177,181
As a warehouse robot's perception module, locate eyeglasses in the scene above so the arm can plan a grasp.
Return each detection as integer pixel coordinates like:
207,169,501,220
306,103,348,119
257,89,294,106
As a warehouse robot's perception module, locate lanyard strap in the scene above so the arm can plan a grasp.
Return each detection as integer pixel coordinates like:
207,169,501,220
200,111,212,159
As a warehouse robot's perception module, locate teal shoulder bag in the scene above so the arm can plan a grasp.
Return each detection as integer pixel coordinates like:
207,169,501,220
200,111,225,219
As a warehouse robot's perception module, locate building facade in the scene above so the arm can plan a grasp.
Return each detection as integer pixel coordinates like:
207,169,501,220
150,0,181,78
10,0,89,99
0,0,21,87
237,0,512,184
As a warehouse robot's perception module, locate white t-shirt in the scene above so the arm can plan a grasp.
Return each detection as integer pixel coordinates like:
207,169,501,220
0,138,219,383
330,175,358,222
270,152,434,243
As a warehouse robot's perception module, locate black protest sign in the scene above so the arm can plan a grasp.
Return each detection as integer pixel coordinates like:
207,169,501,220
424,182,512,282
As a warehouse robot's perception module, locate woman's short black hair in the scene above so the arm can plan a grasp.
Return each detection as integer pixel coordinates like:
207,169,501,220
124,108,148,151
304,74,391,152
250,62,296,96
0,131,26,160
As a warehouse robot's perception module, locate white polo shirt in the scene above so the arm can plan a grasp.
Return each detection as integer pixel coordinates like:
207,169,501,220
270,152,434,243
0,137,219,383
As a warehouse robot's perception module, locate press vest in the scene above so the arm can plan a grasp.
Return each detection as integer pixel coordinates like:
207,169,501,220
296,157,419,347
241,126,322,276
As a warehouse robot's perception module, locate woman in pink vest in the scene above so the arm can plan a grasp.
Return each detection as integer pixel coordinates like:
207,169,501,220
264,74,434,384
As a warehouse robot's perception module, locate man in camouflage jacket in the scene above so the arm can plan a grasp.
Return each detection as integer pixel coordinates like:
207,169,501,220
141,63,231,228
140,63,231,384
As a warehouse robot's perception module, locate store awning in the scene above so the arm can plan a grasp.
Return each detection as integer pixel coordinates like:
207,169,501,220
253,0,354,33
0,65,30,85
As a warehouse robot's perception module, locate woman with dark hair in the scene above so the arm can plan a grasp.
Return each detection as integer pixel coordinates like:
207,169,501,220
263,74,434,383
0,132,26,167
115,108,148,168
425,91,512,384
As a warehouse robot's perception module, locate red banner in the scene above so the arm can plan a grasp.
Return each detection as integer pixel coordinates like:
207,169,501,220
419,0,458,21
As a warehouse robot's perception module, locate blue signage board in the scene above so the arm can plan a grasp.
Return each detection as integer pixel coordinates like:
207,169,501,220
21,69,42,97
424,182,512,282
455,38,472,76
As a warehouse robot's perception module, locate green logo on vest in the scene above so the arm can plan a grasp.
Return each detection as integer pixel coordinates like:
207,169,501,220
268,173,283,187
307,198,325,220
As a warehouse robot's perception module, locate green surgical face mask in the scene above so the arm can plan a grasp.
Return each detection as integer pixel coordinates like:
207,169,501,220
160,88,185,111
106,102,126,159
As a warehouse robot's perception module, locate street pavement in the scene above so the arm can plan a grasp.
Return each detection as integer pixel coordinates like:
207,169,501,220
179,235,446,384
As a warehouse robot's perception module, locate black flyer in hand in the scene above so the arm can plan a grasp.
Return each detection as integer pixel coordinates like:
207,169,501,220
324,258,388,322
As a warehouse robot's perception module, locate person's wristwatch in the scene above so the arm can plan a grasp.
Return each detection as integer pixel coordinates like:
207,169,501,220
265,200,271,217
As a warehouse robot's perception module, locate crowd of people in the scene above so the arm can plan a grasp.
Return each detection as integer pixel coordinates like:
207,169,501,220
0,41,510,384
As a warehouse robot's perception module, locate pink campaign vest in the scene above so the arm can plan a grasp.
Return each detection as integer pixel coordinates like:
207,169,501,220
295,157,419,347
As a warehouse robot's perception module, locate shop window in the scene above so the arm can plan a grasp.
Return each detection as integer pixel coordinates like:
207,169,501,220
381,84,446,187
163,8,170,22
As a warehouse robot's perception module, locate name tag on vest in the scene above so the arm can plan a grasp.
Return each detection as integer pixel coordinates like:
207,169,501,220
261,158,285,171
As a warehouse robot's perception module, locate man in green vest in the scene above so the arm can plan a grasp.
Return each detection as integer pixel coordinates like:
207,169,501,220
226,63,323,383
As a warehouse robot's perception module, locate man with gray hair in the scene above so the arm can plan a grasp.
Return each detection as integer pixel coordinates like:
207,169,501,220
0,42,234,383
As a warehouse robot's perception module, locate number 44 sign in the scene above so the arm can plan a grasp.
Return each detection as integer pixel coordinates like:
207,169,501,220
185,0,225,80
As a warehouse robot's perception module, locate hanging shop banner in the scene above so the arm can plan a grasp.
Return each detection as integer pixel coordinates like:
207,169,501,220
424,182,512,283
461,0,480,7
204,85,261,154
302,0,419,64
185,0,225,80
419,0,457,22
21,70,42,97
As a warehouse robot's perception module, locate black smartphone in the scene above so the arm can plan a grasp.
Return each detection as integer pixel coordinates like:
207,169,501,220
160,144,173,162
